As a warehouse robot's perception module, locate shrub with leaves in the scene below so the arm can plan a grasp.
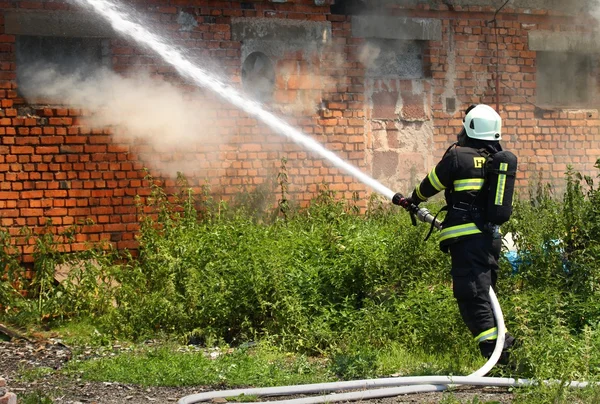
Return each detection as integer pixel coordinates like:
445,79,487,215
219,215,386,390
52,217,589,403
99,175,452,354
4,162,600,388
0,222,120,325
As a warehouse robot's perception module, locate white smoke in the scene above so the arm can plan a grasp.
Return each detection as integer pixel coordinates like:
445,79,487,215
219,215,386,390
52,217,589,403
20,65,222,172
358,42,381,71
592,0,600,21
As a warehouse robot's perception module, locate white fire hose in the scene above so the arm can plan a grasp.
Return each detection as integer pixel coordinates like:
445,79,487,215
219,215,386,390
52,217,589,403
178,204,593,403
177,287,591,404
65,2,594,402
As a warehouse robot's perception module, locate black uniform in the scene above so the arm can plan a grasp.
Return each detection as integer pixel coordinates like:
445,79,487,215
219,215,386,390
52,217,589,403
410,137,515,361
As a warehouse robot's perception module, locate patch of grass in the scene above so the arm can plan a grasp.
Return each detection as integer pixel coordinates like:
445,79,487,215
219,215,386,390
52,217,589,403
18,391,54,404
51,318,132,348
64,339,487,389
16,366,55,383
227,394,260,402
513,383,600,404
375,342,481,378
66,341,335,388
51,319,102,344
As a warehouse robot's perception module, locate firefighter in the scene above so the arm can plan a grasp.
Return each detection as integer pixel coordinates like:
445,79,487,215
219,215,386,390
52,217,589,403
392,104,516,365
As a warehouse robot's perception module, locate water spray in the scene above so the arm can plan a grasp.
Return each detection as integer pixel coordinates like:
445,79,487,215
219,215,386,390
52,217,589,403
68,1,594,403
73,0,395,201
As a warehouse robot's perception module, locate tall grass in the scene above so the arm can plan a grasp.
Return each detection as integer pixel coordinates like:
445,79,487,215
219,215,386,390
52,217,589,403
2,161,600,391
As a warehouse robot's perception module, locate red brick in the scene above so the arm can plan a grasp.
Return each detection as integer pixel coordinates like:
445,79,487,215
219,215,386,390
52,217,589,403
45,208,68,216
371,91,399,120
21,208,43,216
20,190,43,199
11,146,33,154
0,191,18,199
36,146,59,154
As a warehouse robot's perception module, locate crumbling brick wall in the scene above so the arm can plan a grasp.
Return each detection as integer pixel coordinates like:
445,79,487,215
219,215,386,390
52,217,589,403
0,0,599,257
0,0,365,258
363,1,600,194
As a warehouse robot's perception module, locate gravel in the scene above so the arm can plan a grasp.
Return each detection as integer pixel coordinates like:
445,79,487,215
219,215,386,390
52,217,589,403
0,338,514,403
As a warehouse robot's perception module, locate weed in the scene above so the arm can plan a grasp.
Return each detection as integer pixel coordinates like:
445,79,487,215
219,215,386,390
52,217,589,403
331,348,378,380
18,391,54,404
17,366,55,382
66,340,334,387
227,394,260,402
3,165,600,401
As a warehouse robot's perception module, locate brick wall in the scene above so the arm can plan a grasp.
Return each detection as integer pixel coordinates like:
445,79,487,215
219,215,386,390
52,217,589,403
419,4,600,193
364,2,600,194
0,0,599,258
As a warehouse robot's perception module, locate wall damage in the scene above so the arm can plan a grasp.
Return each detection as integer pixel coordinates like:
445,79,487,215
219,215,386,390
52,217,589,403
0,0,599,256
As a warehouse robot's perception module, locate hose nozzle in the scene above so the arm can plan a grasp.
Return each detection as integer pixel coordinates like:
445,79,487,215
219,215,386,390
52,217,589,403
408,204,442,231
393,192,442,231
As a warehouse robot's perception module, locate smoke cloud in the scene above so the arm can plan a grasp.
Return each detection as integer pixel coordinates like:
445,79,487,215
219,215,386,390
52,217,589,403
20,65,222,175
591,1,600,21
358,42,382,72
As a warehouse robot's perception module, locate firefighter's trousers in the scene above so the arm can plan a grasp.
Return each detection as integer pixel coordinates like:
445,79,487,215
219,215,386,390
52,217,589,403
448,233,515,360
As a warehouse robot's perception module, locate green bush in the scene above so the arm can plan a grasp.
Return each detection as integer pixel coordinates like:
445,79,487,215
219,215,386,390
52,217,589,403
3,161,600,387
0,222,120,325
103,178,451,353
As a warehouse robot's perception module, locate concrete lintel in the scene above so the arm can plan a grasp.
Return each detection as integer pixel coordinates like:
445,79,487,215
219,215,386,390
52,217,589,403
231,17,331,44
361,0,592,14
444,0,590,13
528,31,600,53
5,10,114,38
352,15,441,41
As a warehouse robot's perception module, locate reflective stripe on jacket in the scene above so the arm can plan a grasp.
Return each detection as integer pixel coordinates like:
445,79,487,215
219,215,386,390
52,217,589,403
411,144,497,247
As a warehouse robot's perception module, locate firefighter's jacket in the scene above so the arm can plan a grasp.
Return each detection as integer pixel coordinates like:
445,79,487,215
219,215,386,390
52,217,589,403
411,141,502,249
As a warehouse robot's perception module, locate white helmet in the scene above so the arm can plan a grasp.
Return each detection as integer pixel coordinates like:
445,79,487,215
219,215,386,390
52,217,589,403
463,104,502,141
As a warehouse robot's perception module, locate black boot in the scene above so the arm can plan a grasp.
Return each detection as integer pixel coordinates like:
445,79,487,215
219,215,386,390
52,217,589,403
497,334,516,366
478,333,517,366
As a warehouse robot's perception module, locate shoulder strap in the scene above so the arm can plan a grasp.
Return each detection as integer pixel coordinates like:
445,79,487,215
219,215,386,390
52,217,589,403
477,147,492,158
469,148,493,210
442,142,458,159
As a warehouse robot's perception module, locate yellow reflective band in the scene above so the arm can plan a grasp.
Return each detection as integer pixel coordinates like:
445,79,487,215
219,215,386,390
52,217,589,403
428,168,446,192
495,162,508,205
454,178,484,192
415,184,426,201
474,327,498,343
439,223,482,242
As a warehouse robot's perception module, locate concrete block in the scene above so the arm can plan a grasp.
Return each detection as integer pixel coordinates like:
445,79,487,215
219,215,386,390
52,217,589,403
352,15,441,41
364,39,425,78
528,31,600,52
372,151,399,178
231,17,331,43
397,152,425,180
232,17,332,62
5,10,114,37
444,0,590,14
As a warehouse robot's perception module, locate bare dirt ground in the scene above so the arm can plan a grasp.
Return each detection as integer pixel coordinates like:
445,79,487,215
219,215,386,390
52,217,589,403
0,338,514,404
